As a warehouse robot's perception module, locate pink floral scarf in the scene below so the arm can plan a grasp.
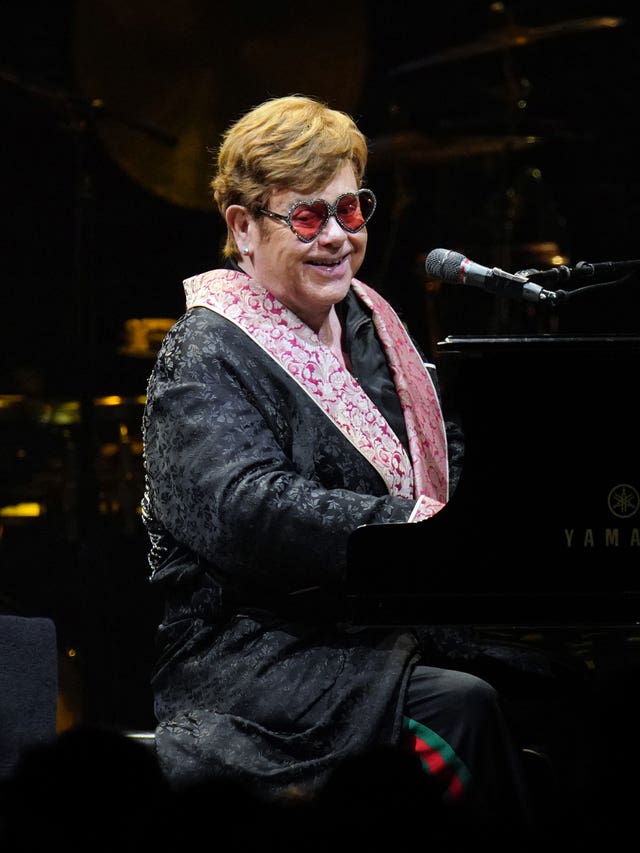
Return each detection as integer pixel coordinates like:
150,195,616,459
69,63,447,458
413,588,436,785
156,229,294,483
184,269,448,521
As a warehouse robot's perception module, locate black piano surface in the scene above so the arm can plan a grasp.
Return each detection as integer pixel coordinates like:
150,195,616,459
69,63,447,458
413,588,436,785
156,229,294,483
347,334,640,627
348,335,640,806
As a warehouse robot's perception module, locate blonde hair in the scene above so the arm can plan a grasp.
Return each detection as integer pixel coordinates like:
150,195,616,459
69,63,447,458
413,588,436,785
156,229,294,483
211,94,369,259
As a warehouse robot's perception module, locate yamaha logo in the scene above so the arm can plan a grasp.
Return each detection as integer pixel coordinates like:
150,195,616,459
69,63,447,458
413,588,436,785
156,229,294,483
564,484,640,548
608,484,640,519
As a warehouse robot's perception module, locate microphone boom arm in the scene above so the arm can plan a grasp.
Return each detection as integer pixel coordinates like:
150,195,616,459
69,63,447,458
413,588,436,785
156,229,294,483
517,260,640,302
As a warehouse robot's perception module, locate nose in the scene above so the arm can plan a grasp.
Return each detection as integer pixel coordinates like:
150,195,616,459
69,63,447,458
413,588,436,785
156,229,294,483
318,214,346,242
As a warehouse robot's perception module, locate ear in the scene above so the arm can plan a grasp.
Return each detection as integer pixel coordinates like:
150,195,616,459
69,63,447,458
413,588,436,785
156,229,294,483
225,205,252,252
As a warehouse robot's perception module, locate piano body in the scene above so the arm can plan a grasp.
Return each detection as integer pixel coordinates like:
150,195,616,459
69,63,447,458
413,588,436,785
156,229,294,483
347,334,640,628
347,335,640,793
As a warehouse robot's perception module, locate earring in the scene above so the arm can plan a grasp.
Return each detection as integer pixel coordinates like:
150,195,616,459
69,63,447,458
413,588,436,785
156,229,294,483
242,247,249,255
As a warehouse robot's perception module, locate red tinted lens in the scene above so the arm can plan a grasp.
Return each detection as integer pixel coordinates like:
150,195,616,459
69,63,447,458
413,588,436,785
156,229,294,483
336,191,374,231
290,201,328,239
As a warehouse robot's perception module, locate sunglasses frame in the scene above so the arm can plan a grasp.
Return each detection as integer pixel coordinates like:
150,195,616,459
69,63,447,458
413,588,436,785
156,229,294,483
257,188,377,243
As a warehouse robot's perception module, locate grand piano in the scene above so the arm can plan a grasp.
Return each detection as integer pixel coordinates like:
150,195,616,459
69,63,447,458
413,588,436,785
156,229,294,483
347,334,640,628
348,335,640,799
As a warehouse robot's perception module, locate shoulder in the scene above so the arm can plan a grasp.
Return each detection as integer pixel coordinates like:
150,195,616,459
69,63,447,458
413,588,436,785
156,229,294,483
150,308,252,388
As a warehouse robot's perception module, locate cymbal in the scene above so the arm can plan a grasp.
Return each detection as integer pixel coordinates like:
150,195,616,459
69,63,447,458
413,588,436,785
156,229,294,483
390,15,624,75
368,130,541,166
73,1,368,210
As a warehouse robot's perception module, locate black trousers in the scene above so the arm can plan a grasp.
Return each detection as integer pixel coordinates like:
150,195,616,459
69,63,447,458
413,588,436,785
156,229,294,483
402,664,535,840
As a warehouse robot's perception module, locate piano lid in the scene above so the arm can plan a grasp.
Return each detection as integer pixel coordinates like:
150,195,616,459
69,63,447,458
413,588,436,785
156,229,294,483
347,335,640,625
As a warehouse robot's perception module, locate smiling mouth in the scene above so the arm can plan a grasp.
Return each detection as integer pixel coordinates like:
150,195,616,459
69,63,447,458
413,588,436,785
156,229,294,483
308,256,345,267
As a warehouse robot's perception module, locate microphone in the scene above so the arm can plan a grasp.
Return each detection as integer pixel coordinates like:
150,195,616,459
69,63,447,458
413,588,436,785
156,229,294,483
425,248,563,306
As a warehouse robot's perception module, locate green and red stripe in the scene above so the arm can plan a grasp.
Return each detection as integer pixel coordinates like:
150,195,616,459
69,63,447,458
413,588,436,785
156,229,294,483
402,715,472,802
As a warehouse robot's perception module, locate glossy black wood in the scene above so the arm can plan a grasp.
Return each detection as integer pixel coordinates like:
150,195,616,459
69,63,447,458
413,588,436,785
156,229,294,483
347,335,640,625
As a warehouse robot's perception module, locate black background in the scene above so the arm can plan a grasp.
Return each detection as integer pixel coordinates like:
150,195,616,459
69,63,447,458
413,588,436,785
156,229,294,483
1,1,638,729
